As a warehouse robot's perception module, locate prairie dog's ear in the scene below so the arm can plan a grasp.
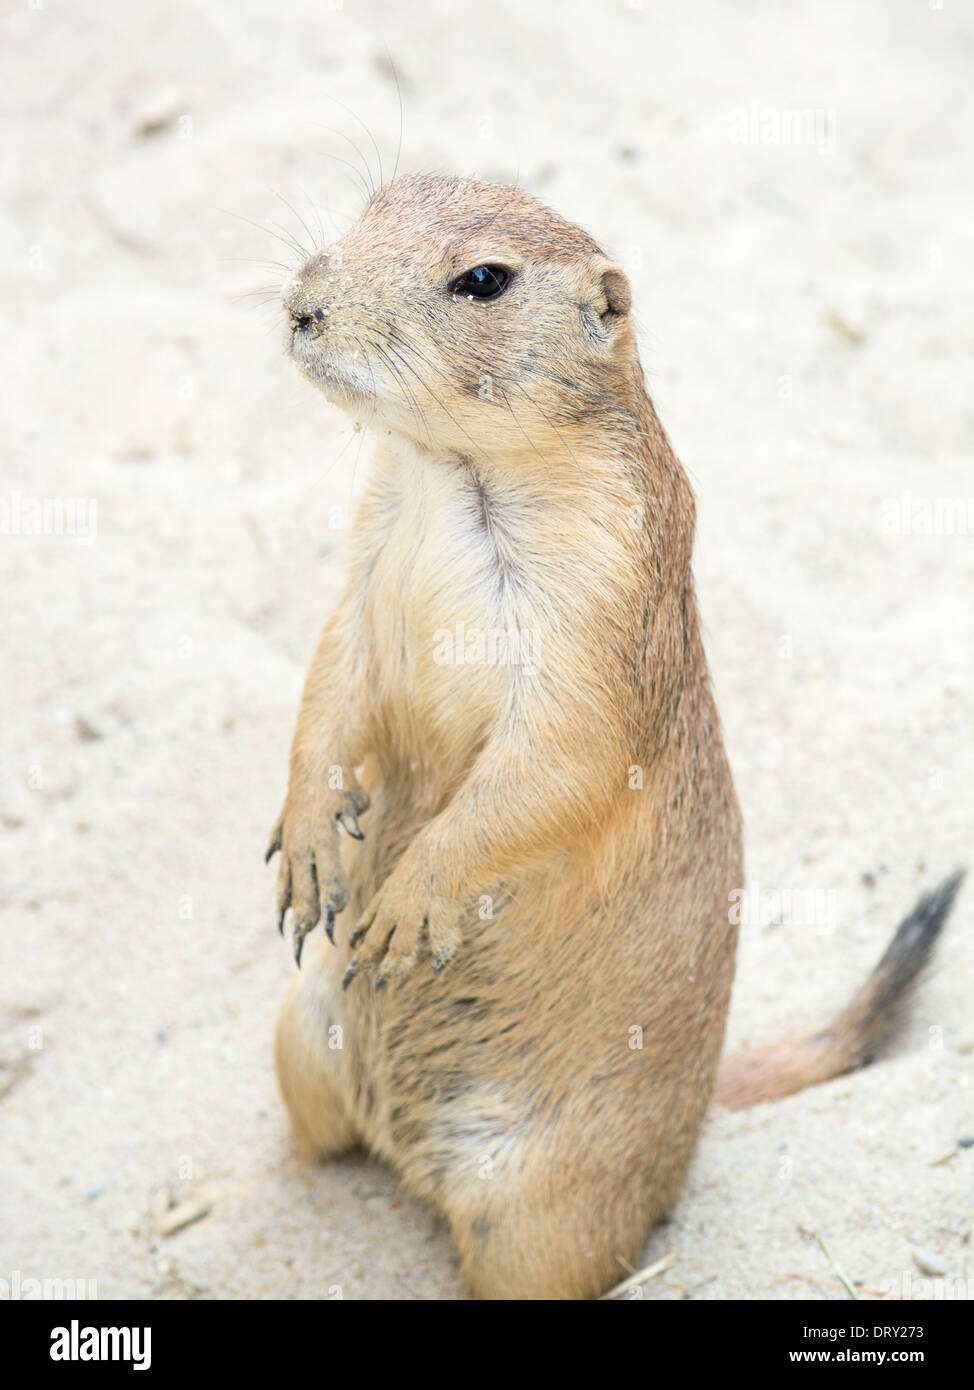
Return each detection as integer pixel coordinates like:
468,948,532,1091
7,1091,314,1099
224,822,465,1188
592,262,632,319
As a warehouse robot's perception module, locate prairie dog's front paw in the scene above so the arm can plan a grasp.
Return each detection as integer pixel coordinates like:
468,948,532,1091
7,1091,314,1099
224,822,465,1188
342,869,465,990
266,783,370,966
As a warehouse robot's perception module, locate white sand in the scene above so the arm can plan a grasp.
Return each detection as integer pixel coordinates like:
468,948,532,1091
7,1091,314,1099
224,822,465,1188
2,0,971,1300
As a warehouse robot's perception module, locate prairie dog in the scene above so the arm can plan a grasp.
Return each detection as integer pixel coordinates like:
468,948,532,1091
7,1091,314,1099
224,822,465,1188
266,174,960,1299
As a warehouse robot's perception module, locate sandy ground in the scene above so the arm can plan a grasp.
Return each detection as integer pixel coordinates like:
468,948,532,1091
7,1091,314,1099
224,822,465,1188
2,0,972,1301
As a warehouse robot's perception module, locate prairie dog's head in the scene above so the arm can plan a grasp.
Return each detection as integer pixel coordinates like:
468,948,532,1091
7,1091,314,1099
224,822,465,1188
281,174,639,461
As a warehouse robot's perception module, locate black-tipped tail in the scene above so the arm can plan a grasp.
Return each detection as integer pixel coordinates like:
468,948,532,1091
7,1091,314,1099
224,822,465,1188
714,870,965,1110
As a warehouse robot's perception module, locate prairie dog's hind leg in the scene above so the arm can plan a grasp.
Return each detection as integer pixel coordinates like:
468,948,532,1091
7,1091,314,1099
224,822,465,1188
445,1171,644,1301
275,966,359,1161
439,1131,667,1300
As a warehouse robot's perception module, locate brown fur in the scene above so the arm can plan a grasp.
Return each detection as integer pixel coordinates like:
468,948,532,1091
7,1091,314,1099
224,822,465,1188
266,175,954,1299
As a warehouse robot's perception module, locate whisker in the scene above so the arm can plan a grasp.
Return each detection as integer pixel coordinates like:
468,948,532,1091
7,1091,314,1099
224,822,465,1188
310,143,373,206
232,285,284,306
224,255,294,274
352,335,378,404
406,338,554,475
264,213,312,262
383,325,477,419
347,343,379,496
385,324,582,474
321,94,384,191
295,181,328,250
494,385,552,468
269,187,320,259
311,184,354,241
313,124,377,198
373,341,434,448
218,208,307,264
503,376,583,471
381,49,406,184
305,424,363,495
381,332,496,467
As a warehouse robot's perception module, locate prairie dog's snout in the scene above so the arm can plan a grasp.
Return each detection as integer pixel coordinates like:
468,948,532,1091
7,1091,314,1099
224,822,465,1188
281,246,381,404
283,252,338,334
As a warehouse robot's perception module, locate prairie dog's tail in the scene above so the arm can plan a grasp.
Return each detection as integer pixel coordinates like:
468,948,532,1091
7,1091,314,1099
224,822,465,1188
714,871,965,1110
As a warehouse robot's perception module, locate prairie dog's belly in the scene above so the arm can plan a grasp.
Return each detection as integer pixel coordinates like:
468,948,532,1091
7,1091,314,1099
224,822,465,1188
365,453,522,785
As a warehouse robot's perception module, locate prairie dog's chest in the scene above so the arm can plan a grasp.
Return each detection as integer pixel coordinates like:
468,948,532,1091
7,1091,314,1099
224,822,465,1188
363,452,529,744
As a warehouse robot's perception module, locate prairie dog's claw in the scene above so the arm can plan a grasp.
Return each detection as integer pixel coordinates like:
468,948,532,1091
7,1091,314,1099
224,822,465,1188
294,922,313,968
269,785,365,968
337,810,365,840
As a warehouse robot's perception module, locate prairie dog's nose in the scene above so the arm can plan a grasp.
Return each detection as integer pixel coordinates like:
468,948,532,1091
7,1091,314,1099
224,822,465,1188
283,250,337,331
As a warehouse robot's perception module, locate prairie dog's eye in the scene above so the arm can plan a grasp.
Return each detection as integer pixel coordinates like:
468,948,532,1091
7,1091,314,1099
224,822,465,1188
451,265,510,300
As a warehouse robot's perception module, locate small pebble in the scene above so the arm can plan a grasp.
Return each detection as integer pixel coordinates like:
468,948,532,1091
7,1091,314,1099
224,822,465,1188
129,87,182,138
74,713,103,742
911,1246,947,1277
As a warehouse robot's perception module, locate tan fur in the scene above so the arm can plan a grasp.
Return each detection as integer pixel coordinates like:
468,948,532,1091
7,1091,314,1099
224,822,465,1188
265,175,931,1299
